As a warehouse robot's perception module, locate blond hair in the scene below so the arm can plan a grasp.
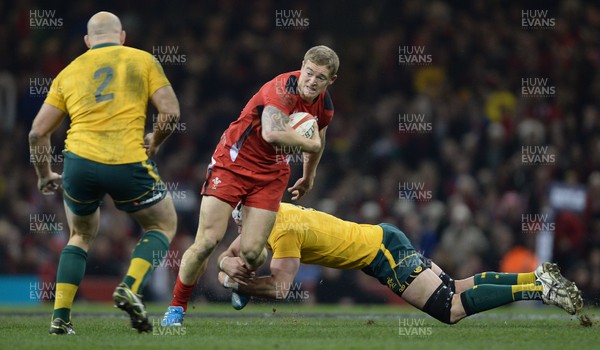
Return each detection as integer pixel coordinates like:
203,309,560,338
304,45,339,77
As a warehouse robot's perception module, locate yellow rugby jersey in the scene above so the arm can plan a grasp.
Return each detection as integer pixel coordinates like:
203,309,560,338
266,203,383,269
44,43,171,164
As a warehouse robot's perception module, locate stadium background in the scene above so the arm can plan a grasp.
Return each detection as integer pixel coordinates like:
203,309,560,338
1,0,599,307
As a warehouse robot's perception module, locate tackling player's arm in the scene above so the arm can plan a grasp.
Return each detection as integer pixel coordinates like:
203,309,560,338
146,85,180,156
261,105,321,153
288,126,327,200
29,103,66,194
217,235,257,283
218,257,300,300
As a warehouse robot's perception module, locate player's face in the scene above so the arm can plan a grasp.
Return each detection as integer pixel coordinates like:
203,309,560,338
298,60,336,102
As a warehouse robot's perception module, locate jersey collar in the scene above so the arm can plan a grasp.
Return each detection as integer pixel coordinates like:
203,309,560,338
91,43,120,50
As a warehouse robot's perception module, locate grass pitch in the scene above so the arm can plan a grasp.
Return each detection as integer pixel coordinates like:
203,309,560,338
0,302,598,350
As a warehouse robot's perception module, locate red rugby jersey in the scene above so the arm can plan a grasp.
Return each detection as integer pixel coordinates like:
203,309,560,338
212,70,334,174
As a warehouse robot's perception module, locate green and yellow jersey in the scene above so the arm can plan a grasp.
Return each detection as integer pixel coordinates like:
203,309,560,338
267,203,383,269
44,43,170,164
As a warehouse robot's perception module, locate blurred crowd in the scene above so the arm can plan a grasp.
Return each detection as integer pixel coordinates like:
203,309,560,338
1,0,600,306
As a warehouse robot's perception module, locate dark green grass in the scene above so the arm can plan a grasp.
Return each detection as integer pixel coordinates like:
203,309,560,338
0,303,598,350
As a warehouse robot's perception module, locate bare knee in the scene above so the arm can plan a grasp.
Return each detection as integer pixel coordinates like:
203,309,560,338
240,246,267,269
188,236,220,261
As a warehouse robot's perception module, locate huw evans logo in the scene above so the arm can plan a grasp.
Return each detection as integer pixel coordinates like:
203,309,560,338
275,282,309,301
522,214,555,234
152,46,187,65
29,213,63,234
274,145,308,165
522,10,555,29
398,318,432,336
275,10,309,29
398,46,432,65
521,146,555,165
152,250,182,270
30,145,64,165
399,182,432,202
30,282,62,301
30,10,63,29
399,114,432,133
29,77,53,97
521,78,555,97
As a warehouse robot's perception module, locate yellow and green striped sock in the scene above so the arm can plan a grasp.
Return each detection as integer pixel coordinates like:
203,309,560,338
52,245,87,322
122,230,169,294
474,272,536,286
460,283,543,315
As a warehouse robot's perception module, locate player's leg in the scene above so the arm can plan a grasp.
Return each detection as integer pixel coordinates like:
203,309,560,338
404,266,545,324
123,194,177,294
365,224,574,324
362,224,454,322
104,158,176,332
50,205,100,335
181,195,232,282
238,205,274,269
163,163,244,326
50,152,103,335
402,268,543,324
428,260,538,294
450,262,581,316
405,263,582,323
168,195,233,311
425,259,462,293
238,169,287,270
105,194,178,333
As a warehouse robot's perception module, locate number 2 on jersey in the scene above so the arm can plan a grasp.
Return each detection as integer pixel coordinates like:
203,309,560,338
94,67,114,103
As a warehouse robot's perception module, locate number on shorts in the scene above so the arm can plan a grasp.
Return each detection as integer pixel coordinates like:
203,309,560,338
93,67,114,103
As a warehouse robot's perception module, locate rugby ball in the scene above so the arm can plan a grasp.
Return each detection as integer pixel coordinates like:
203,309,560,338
288,112,316,139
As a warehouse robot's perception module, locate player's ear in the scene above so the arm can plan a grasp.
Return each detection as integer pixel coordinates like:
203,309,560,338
328,74,337,85
120,30,126,45
84,35,91,49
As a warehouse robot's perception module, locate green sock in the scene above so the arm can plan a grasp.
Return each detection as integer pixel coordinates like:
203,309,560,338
460,283,543,315
122,230,170,294
474,272,536,286
53,245,88,322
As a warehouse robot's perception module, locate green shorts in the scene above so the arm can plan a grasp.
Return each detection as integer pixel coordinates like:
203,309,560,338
361,223,427,296
62,151,166,216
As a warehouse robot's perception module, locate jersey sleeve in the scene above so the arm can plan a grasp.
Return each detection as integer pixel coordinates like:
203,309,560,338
44,73,67,112
147,54,171,97
317,89,334,129
269,228,302,259
260,76,295,115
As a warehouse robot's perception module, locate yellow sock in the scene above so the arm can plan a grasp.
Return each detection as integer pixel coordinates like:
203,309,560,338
54,282,78,309
517,272,537,285
511,283,543,301
124,258,152,294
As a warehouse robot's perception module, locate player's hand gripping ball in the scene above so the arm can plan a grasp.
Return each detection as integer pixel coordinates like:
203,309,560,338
288,112,316,138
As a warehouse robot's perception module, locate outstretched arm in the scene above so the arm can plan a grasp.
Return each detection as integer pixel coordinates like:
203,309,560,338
217,235,255,283
218,257,300,300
